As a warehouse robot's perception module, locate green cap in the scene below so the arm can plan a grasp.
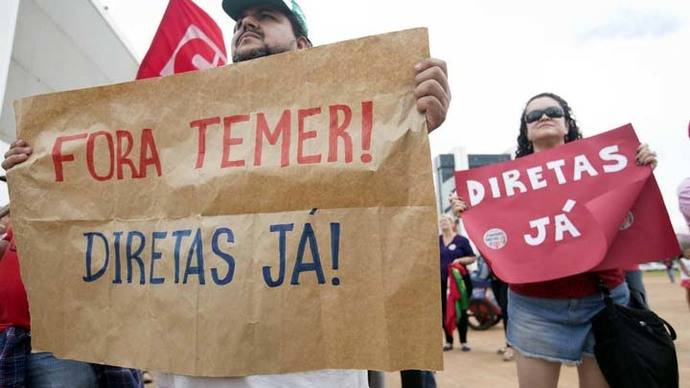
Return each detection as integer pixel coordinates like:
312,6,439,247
222,0,309,38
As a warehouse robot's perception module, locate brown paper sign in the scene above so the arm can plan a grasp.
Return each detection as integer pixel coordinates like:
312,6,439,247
9,28,442,377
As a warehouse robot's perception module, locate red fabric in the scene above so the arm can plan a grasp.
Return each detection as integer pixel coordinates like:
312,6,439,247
444,263,466,334
453,262,468,276
510,269,625,299
136,0,227,80
623,264,640,272
0,227,31,331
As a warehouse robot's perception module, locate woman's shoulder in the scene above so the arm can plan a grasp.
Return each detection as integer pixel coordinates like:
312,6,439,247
453,234,469,244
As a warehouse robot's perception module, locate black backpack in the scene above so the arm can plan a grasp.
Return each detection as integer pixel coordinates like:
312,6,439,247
591,289,678,388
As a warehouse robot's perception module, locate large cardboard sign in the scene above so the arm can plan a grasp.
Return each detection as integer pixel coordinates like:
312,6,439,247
9,29,442,376
455,125,679,284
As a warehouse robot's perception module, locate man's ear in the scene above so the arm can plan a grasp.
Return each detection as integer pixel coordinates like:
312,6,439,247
296,36,312,49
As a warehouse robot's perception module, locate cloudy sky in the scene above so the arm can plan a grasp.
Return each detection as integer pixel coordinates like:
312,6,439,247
50,0,690,230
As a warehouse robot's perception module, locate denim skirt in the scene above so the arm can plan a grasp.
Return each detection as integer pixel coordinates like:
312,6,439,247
507,282,629,364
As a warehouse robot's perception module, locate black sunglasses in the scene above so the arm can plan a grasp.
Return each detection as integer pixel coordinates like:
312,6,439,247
524,106,565,124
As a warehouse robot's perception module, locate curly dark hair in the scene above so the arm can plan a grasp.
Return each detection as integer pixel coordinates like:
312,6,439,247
515,92,582,158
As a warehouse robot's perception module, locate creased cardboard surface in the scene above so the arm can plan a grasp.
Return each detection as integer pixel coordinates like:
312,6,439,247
9,28,442,376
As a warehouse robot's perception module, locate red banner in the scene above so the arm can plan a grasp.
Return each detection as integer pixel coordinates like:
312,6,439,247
136,0,227,80
455,124,679,284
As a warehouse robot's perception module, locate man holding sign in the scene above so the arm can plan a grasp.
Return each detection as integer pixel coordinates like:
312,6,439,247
451,92,676,388
4,1,449,387
2,1,450,169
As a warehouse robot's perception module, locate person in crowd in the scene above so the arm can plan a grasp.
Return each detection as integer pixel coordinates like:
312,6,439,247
624,266,648,309
438,214,476,352
677,179,690,311
664,259,676,283
466,252,513,360
678,177,690,227
468,254,513,360
488,265,513,361
3,1,450,387
451,92,657,388
676,234,690,311
399,370,436,388
0,208,143,387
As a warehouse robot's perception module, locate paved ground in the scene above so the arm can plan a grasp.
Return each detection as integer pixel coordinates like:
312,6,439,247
148,272,687,387
385,271,689,387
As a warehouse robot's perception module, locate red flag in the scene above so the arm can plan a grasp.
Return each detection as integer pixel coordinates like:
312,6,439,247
137,0,227,80
454,125,679,284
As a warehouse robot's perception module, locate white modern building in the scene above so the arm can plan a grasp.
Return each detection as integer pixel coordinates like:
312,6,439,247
0,0,138,142
0,0,138,203
433,149,512,215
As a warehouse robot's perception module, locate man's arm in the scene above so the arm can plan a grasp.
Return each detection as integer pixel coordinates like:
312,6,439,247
453,255,476,266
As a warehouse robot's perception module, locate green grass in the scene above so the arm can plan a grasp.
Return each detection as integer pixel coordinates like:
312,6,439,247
643,270,673,278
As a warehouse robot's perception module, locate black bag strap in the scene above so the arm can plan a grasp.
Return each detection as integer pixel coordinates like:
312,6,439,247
597,279,615,309
658,315,677,340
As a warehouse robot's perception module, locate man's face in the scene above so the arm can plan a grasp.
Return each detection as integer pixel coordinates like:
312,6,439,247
231,6,299,63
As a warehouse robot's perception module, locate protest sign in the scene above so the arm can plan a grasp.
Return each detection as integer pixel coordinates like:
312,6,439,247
455,125,679,284
9,28,442,376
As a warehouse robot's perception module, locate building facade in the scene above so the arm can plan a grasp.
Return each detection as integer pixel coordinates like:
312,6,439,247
0,0,139,143
433,148,511,214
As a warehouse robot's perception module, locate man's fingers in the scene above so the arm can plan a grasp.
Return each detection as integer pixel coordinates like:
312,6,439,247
416,95,446,132
415,65,450,96
414,79,449,109
3,147,19,158
414,58,450,132
4,146,32,159
1,154,29,170
415,58,448,76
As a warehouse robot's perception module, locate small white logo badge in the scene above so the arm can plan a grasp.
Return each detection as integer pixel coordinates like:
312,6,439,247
484,228,508,250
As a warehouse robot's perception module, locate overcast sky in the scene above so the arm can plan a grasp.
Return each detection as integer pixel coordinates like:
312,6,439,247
83,0,690,232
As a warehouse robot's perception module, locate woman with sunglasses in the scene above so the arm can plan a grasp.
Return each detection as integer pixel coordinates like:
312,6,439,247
451,92,657,388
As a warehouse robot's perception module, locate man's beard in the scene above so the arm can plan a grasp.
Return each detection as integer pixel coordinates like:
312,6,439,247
232,41,296,63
